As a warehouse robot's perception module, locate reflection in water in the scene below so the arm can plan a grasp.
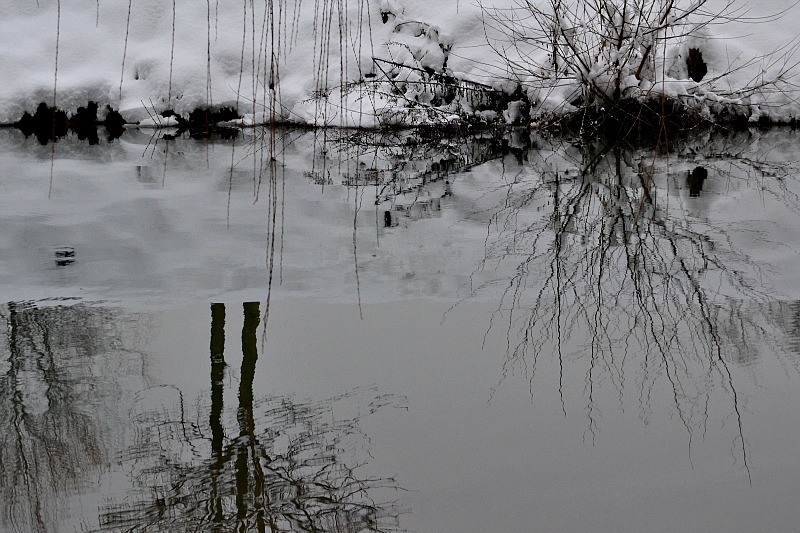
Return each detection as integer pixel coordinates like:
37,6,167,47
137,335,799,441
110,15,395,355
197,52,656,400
0,302,148,533
209,302,226,528
320,128,515,220
290,127,800,481
687,166,708,197
464,133,800,475
94,303,405,533
6,126,800,529
254,128,800,477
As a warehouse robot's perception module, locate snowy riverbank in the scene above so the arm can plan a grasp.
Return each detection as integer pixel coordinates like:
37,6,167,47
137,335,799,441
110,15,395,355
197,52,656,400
2,0,799,130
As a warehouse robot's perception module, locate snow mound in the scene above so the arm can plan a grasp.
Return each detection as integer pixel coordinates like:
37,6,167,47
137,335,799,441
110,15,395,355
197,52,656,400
1,0,799,127
0,0,502,127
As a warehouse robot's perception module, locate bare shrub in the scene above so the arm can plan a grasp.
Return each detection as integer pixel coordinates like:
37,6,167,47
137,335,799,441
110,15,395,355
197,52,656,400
480,0,800,130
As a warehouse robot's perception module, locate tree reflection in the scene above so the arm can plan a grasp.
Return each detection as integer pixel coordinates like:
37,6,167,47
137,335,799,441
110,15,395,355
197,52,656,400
475,132,800,474
0,301,146,533
96,302,404,533
314,127,525,218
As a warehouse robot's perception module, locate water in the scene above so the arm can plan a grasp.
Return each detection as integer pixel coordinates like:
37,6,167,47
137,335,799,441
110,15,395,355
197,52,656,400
3,126,800,532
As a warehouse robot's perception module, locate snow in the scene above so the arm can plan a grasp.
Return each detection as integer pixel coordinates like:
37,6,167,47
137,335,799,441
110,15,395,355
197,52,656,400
1,0,799,126
138,115,180,128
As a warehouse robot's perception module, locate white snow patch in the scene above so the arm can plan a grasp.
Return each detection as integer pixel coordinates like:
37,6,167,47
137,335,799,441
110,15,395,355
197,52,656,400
1,0,799,125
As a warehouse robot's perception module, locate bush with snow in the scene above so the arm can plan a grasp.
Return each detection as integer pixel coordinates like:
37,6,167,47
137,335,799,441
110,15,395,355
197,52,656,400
481,0,800,128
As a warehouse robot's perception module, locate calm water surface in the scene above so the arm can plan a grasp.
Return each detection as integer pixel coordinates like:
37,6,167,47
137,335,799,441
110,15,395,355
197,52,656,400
2,127,800,532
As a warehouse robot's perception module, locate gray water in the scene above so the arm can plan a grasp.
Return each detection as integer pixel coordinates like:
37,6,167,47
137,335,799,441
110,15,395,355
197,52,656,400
3,127,800,532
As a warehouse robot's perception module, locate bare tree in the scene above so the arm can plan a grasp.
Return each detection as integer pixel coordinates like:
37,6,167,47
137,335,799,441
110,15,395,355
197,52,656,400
480,0,800,129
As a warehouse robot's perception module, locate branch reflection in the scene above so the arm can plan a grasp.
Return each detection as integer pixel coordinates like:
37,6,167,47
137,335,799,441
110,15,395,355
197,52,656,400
95,302,405,533
474,131,800,474
0,301,148,533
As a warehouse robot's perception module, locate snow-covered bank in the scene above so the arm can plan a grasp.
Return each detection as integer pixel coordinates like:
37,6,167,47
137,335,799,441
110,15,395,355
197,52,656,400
1,0,799,129
0,0,494,126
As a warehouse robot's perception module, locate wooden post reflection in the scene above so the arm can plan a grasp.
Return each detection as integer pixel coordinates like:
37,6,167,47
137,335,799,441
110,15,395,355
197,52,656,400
236,302,266,531
209,303,226,528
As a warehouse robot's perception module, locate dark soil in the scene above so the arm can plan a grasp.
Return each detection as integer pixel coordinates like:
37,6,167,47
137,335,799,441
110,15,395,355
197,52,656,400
15,101,125,144
11,102,244,144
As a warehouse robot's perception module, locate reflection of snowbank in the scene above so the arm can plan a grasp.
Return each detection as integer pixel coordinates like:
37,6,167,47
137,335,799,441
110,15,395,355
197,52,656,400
0,128,503,305
3,127,800,307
